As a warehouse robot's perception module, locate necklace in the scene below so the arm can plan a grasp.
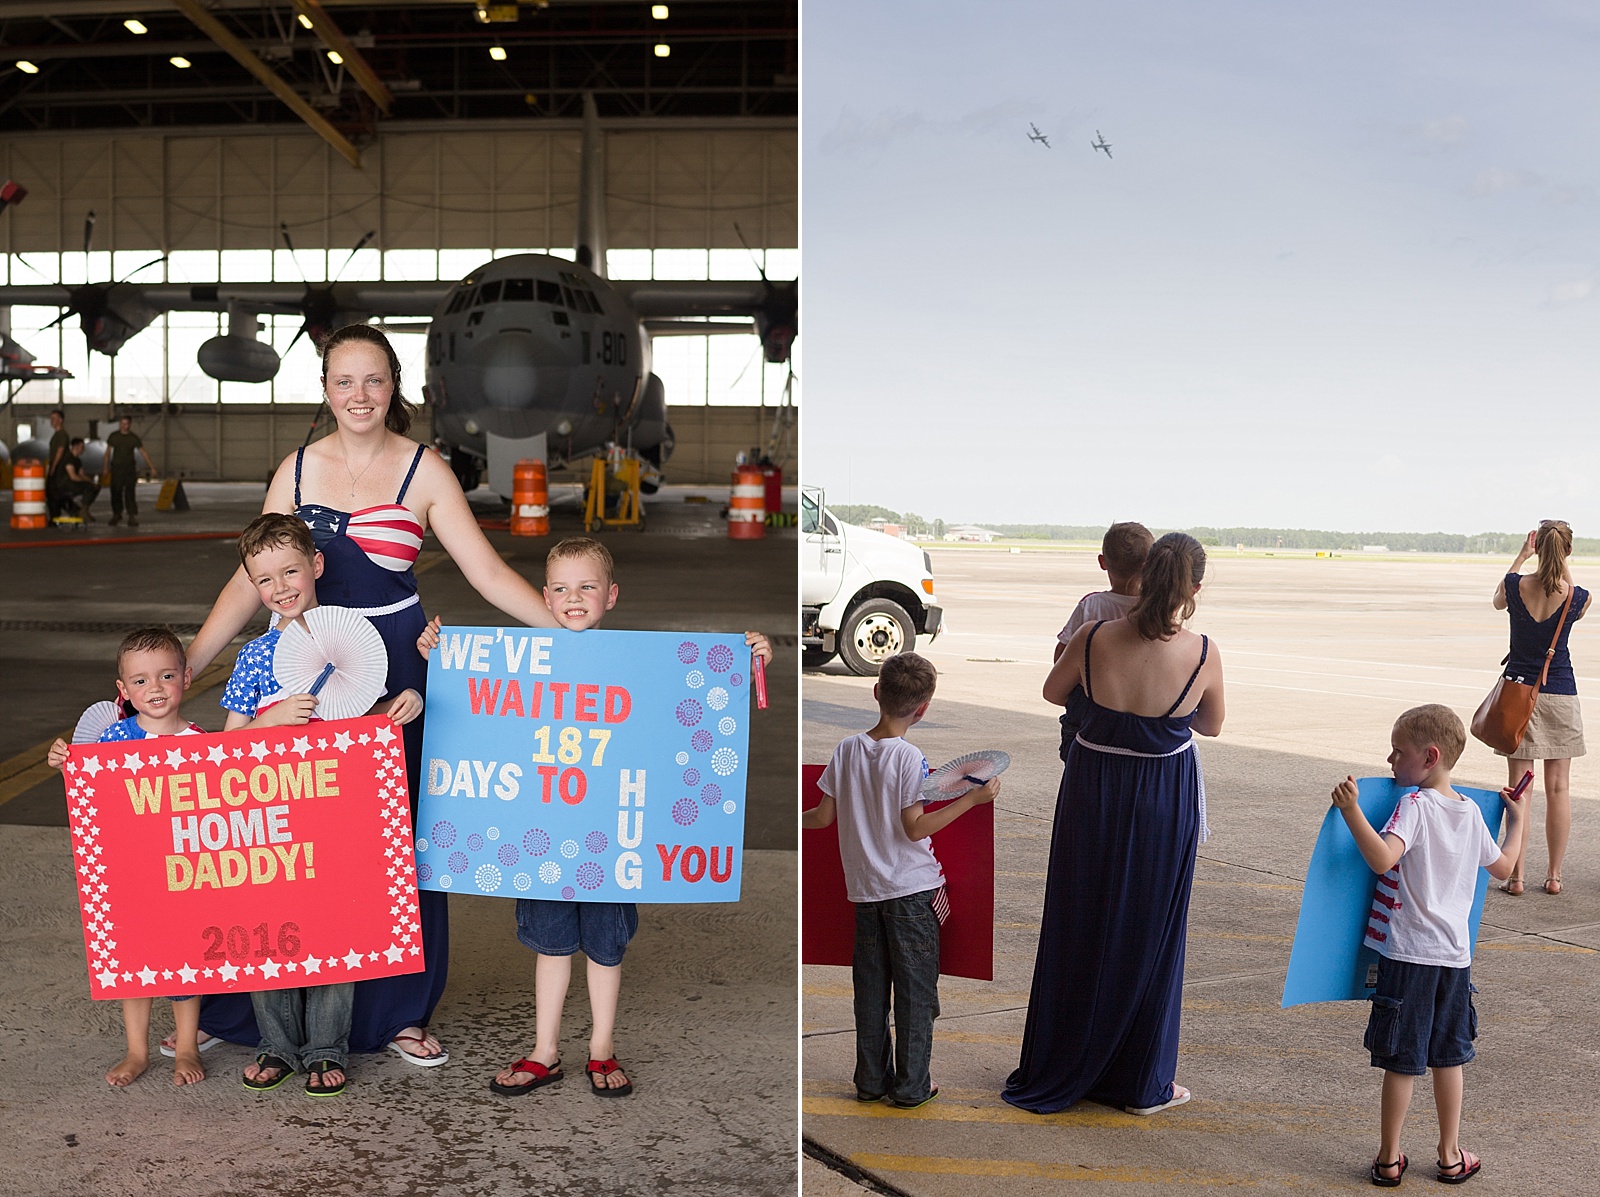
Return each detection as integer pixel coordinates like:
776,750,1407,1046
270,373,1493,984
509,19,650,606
341,443,384,498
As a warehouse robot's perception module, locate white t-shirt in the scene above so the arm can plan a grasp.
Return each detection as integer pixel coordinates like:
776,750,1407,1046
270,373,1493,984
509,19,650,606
818,732,944,903
1364,787,1502,968
1057,590,1139,645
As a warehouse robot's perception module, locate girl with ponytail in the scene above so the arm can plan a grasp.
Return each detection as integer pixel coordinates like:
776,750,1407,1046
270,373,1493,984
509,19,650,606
1491,520,1591,895
1005,531,1224,1117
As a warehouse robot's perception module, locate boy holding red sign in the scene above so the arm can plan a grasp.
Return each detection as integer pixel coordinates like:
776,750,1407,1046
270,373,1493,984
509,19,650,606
48,627,209,1087
419,537,772,1099
223,514,422,1097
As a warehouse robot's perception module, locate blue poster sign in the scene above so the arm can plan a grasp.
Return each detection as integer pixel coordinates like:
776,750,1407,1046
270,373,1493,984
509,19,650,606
1281,777,1505,1007
416,627,751,903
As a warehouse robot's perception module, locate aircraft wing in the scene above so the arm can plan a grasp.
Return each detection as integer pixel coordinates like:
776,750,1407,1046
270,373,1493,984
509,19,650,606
0,281,452,318
613,279,775,318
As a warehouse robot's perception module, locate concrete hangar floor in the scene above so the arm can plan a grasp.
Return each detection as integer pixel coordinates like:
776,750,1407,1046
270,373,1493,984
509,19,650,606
0,481,797,1197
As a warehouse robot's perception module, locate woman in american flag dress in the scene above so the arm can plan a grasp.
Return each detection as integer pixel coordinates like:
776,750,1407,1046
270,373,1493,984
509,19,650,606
185,325,559,1066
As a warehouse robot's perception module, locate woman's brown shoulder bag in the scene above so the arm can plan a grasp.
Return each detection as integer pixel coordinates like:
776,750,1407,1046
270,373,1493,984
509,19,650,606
1471,587,1574,754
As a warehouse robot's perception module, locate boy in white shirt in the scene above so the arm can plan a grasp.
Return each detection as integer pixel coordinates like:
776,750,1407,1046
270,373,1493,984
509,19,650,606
1052,521,1152,761
1331,704,1525,1187
802,652,999,1109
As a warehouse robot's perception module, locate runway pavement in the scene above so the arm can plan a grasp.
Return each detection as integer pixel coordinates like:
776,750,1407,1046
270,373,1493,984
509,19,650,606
803,544,1600,1194
0,482,798,1197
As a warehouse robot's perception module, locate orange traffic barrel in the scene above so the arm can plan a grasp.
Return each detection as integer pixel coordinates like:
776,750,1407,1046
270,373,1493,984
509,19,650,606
510,459,549,537
728,464,766,540
10,459,46,529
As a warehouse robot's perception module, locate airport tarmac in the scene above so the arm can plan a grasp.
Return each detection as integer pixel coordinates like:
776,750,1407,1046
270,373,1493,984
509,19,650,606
0,482,798,1197
803,544,1600,1195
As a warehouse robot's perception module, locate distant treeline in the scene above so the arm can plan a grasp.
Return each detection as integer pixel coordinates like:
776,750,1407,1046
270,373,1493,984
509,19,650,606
829,505,1600,555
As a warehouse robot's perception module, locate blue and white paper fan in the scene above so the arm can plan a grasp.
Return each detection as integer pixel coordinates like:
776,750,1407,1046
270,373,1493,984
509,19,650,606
271,604,387,721
72,700,124,744
920,749,1011,801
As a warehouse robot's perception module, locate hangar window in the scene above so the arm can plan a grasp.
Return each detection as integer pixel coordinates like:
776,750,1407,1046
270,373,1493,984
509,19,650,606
501,278,534,302
537,280,563,305
475,280,502,305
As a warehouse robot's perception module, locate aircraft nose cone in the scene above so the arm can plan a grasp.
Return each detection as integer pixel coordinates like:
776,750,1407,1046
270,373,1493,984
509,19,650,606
476,331,564,410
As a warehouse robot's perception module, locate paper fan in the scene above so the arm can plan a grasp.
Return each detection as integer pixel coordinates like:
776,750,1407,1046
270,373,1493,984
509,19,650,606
271,604,388,721
72,700,124,744
920,749,1011,801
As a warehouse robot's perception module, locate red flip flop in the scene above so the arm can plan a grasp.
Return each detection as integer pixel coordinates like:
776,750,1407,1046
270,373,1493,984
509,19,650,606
586,1057,633,1097
489,1057,562,1096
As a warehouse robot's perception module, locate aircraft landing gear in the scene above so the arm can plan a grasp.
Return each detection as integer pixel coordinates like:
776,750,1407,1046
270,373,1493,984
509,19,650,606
449,450,481,494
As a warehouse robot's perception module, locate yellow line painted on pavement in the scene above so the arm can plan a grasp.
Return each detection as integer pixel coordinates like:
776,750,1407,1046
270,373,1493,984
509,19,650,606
804,1095,1150,1130
0,653,237,808
1193,930,1294,943
850,1153,1295,1187
1193,878,1300,892
997,871,1047,879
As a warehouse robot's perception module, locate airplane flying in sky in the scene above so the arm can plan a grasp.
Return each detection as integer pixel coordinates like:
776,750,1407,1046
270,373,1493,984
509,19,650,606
1027,123,1051,148
0,95,796,492
1092,130,1113,158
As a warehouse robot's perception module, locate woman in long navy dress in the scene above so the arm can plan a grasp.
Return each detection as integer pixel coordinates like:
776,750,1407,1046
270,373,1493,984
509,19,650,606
1003,533,1224,1115
185,325,558,1067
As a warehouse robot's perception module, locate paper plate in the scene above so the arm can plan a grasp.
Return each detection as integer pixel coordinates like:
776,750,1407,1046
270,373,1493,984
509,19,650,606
72,700,124,744
920,749,1011,800
271,605,388,721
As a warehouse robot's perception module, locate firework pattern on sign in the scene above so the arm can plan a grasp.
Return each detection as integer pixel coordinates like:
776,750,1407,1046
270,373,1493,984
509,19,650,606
63,719,422,999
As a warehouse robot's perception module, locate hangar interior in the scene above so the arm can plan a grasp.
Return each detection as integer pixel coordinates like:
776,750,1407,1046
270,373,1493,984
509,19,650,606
0,0,797,487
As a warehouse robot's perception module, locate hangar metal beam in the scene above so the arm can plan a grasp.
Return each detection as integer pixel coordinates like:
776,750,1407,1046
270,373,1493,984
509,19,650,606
289,0,393,116
169,0,363,169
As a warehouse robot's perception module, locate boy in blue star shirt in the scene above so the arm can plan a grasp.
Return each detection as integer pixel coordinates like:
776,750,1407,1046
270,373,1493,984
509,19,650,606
222,513,422,1097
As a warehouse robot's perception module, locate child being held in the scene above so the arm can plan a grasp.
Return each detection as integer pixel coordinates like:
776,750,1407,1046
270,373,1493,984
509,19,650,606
802,651,999,1109
419,536,772,1099
47,627,209,1087
222,513,422,1097
1330,704,1525,1187
1053,521,1152,761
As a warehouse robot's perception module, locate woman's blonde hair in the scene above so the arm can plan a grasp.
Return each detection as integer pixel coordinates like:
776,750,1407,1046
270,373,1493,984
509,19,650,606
1534,520,1573,597
1129,533,1207,640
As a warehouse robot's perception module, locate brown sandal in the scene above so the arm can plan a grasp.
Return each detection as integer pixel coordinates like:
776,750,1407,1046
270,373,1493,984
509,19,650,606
1544,877,1563,895
1499,878,1524,896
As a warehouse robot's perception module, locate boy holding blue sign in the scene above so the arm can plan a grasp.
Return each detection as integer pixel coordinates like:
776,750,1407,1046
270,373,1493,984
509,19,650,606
1330,704,1524,1187
418,537,772,1098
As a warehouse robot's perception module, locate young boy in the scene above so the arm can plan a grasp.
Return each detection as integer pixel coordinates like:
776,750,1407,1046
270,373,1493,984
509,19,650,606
420,537,771,1099
802,651,999,1109
222,513,422,1097
1053,521,1152,761
47,627,209,1087
1330,704,1525,1187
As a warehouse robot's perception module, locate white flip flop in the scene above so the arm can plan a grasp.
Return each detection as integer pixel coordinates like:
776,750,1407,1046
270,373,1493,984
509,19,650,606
387,1033,450,1067
1127,1083,1191,1116
159,1033,223,1058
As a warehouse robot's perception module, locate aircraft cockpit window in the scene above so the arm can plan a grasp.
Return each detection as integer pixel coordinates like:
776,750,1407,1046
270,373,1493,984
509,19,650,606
448,287,475,314
584,292,604,316
476,279,502,305
562,286,577,309
568,290,592,314
537,280,563,305
502,278,534,302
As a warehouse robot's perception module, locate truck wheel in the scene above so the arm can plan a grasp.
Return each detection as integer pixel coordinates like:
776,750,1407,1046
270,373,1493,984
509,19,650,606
838,599,915,676
802,648,836,670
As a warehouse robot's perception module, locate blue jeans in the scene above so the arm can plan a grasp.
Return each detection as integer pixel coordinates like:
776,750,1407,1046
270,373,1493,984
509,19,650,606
853,889,941,1104
251,983,355,1071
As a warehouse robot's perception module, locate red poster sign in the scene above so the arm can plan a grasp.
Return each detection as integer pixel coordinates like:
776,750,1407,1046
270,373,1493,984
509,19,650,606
63,715,423,999
801,764,995,981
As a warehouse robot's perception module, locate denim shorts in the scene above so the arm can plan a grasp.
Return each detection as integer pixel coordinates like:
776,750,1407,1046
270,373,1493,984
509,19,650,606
515,898,638,967
1364,956,1477,1076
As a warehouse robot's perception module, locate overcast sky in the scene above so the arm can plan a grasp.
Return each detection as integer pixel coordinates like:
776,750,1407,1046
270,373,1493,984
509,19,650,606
801,1,1600,533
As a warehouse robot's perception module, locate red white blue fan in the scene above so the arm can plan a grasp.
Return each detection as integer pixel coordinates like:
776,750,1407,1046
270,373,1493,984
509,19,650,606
271,604,387,721
920,749,1011,801
72,700,124,744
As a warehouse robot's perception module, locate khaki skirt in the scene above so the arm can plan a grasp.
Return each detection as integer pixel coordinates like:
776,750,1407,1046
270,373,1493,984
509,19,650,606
1496,691,1586,760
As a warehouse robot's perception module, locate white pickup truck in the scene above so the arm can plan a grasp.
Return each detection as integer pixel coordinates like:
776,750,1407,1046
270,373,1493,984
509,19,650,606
801,485,943,675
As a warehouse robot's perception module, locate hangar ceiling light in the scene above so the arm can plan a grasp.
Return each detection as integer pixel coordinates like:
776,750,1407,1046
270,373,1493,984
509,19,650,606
15,60,38,73
652,5,669,18
170,56,191,69
326,50,343,65
654,43,670,57
298,14,313,30
489,46,507,61
123,18,148,35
